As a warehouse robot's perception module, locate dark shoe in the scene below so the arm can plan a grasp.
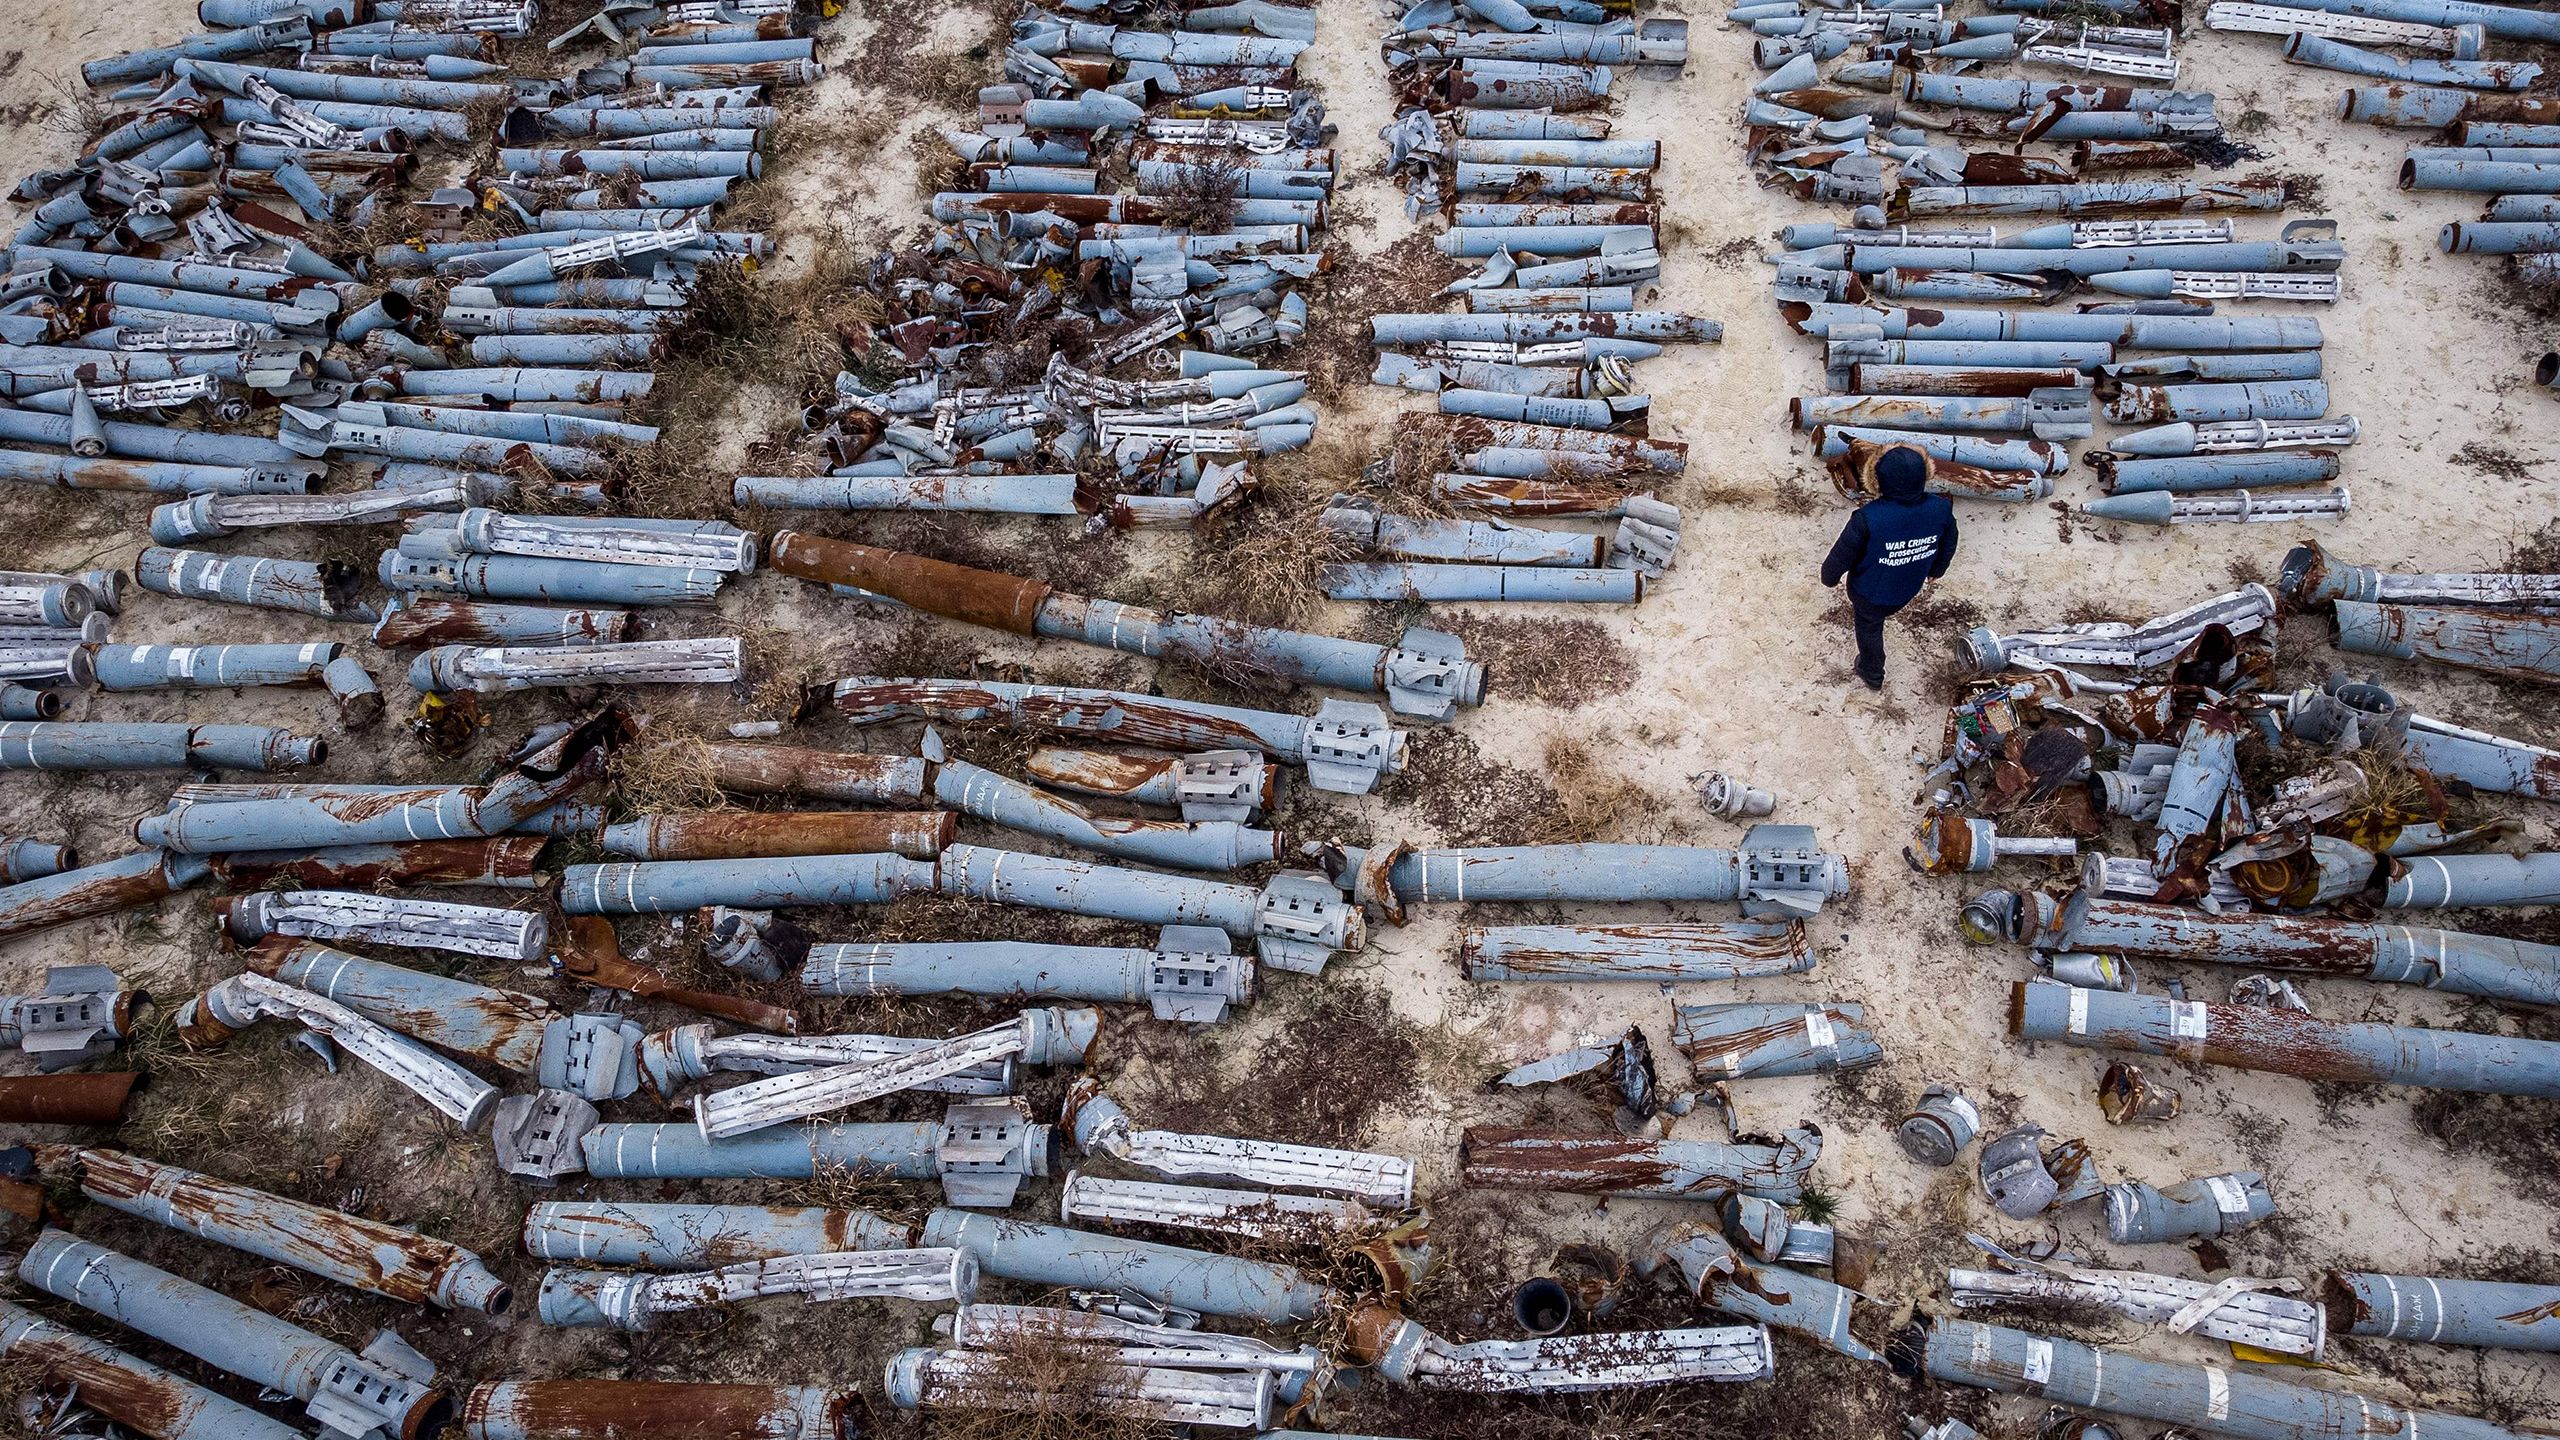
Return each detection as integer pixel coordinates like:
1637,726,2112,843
1859,675,1884,692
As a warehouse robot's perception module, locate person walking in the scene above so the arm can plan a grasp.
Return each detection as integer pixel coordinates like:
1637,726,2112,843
1819,445,1958,691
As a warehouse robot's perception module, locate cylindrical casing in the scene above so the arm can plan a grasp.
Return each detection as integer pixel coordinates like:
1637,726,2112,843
73,1146,510,1313
1919,1319,2520,1440
694,743,931,804
2105,1172,2275,1241
208,837,547,891
458,1382,856,1440
0,850,209,940
2384,853,2560,907
2335,600,2560,683
2098,451,2342,494
1321,563,1641,602
1340,842,1847,906
1459,1127,1822,1203
138,547,370,620
243,936,553,1072
935,759,1278,871
0,1071,142,1125
382,550,718,606
2010,981,2560,1096
601,811,954,862
805,940,1177,1005
18,1230,450,1438
580,1120,1015,1181
919,1209,1328,1324
373,597,632,648
1460,923,1812,981
559,854,937,914
2053,894,2560,1008
522,1201,912,1267
0,1297,308,1440
90,641,343,691
2324,1273,2560,1352
736,473,1078,513
0,836,76,881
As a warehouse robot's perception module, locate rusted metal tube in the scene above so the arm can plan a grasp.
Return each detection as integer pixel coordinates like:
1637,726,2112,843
602,810,954,862
0,850,211,941
521,1200,912,1267
2335,601,2560,683
767,532,1484,721
2043,892,2560,1007
1024,747,1278,818
458,1381,858,1440
68,1146,511,1313
235,935,555,1073
1460,922,1817,981
0,1297,307,1440
208,836,548,890
1459,1127,1822,1203
0,1072,141,1125
691,742,931,804
2008,981,2560,1096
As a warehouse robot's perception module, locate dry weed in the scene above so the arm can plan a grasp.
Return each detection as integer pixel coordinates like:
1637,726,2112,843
1435,615,1636,709
613,733,734,814
1530,735,1648,844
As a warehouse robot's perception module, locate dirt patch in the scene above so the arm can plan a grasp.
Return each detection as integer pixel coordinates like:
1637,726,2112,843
1434,615,1638,709
1121,976,1424,1149
2410,1088,2560,1216
1895,593,1985,635
1386,727,1565,847
2454,442,2537,485
1533,735,1653,845
2507,518,2560,574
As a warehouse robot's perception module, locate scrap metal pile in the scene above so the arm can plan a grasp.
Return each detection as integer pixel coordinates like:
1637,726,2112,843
1727,0,2369,528
1913,540,2560,1045
733,0,1341,526
1358,0,1699,604
1872,541,2560,1437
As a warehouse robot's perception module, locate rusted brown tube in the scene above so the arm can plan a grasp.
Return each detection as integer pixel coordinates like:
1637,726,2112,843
69,1147,511,1313
458,1380,858,1440
209,836,548,890
695,742,930,805
768,531,1050,633
0,851,205,941
0,1073,140,1126
604,809,954,861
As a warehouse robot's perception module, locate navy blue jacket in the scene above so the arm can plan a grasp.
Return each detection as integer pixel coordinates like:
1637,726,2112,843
1820,466,1958,608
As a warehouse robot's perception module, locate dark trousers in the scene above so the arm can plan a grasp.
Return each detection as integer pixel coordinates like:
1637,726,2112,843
1850,593,1902,687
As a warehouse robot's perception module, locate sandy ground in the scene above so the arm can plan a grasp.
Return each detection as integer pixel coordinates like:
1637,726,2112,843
1,0,2558,1436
